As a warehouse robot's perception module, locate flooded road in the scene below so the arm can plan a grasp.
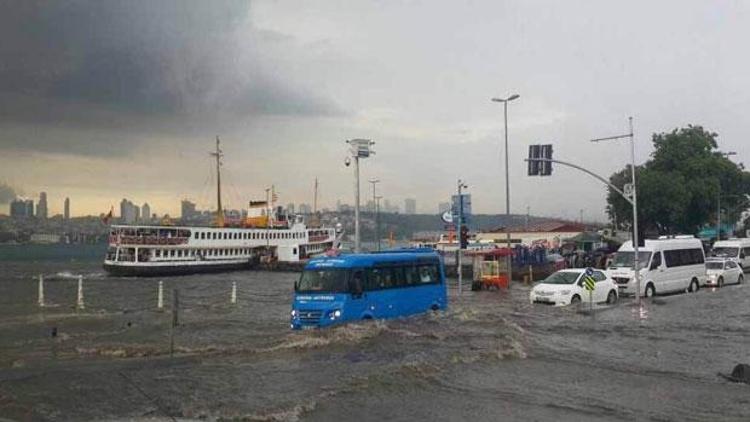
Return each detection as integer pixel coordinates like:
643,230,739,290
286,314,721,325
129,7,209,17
1,255,749,421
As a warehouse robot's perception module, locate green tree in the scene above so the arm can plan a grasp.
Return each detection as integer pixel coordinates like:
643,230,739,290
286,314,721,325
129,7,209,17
607,126,750,236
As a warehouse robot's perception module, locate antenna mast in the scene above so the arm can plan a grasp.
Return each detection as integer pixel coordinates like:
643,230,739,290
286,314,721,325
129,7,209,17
210,136,224,227
313,177,319,213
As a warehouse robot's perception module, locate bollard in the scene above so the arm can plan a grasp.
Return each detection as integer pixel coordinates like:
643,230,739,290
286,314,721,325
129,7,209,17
76,275,85,310
170,289,179,357
529,265,533,284
157,281,164,309
231,281,237,304
38,274,45,307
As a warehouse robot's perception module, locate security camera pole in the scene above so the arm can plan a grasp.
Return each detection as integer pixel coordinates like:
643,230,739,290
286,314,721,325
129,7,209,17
346,139,375,253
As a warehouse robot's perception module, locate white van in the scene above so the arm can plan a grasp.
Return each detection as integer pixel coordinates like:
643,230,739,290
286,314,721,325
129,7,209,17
607,236,708,297
710,239,750,271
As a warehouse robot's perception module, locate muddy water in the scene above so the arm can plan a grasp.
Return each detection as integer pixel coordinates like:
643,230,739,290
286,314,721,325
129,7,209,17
1,254,749,421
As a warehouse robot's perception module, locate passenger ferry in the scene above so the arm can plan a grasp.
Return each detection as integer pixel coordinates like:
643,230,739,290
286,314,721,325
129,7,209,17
102,138,343,276
103,217,342,276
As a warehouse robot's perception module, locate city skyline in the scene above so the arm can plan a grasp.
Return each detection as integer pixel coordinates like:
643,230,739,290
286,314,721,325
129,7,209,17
1,2,749,221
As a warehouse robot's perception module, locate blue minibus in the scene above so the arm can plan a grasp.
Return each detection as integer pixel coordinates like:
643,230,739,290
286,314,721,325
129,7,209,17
290,249,448,329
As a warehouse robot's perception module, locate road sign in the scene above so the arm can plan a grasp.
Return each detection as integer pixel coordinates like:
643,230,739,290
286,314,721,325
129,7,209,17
441,211,453,224
585,267,594,277
624,183,634,198
583,275,595,291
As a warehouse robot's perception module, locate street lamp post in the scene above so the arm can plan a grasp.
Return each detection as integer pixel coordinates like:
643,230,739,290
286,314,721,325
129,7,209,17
717,152,738,242
591,118,640,304
456,179,468,296
346,139,375,253
369,178,381,251
491,94,520,287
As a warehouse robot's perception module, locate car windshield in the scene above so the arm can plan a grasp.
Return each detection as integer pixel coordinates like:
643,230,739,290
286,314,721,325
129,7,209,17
611,251,652,269
712,247,739,258
706,261,724,270
540,271,580,285
296,269,351,293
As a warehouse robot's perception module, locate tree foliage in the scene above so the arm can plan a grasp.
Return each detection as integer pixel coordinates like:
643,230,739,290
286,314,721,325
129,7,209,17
606,125,750,236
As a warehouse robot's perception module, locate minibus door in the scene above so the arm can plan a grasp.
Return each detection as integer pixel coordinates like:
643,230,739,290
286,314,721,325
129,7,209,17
347,270,368,319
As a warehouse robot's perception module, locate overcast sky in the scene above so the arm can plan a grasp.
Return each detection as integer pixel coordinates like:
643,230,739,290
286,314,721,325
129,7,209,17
1,0,748,220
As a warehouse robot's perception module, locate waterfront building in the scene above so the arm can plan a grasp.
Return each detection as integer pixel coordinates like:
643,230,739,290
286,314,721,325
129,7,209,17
120,199,138,224
9,199,34,218
141,203,151,222
37,192,48,219
181,199,198,220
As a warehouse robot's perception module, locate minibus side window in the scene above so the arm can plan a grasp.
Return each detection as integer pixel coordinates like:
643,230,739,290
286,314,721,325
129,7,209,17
650,252,662,270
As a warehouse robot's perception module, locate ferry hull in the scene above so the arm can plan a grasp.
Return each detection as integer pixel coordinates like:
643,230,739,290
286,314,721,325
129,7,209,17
103,261,258,277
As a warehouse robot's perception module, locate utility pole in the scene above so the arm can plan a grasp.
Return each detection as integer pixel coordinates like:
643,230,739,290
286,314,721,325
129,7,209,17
375,195,382,251
369,178,380,251
313,177,319,214
210,136,224,227
456,179,468,296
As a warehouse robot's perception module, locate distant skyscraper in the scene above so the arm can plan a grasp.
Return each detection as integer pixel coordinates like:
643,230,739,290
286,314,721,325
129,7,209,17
64,197,70,220
181,199,197,220
10,198,34,218
298,203,312,214
286,203,295,214
120,198,138,223
37,192,48,219
134,205,141,221
141,203,151,222
404,198,416,214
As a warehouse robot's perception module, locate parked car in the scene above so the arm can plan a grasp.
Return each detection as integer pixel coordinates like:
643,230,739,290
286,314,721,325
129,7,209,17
705,258,744,287
529,268,618,306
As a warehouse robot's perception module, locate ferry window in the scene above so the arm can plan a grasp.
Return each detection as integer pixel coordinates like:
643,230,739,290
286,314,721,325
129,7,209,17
194,232,198,239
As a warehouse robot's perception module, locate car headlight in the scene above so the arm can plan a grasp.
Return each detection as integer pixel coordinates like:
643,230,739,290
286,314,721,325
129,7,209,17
560,290,571,295
291,309,298,317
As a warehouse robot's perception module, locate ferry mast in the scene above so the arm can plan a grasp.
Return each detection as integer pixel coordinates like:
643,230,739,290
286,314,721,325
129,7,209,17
211,136,224,227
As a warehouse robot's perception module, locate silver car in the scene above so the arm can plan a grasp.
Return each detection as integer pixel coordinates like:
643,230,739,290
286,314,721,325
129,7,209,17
706,258,744,287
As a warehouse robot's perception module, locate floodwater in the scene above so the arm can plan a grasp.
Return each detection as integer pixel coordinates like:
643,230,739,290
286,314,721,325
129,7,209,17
1,246,749,421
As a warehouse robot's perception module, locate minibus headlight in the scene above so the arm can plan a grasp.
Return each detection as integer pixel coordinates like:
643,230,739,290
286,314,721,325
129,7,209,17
329,309,342,320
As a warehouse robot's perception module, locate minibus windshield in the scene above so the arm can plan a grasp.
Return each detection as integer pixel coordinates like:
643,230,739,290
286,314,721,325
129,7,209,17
712,247,739,258
611,251,652,269
296,269,351,293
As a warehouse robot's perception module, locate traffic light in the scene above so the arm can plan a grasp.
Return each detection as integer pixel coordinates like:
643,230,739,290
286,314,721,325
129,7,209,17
527,145,541,176
540,144,553,176
459,225,469,249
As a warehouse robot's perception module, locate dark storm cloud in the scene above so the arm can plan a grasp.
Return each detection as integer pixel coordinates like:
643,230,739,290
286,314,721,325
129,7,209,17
0,0,340,154
0,182,17,204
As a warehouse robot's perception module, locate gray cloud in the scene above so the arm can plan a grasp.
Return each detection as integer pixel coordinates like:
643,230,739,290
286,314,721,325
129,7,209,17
0,182,17,204
0,0,341,155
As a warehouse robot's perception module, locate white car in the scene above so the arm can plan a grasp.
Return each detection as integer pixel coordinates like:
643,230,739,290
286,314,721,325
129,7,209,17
529,269,619,306
706,258,744,287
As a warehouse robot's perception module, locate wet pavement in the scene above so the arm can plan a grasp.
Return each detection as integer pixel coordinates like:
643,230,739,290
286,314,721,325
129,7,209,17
1,257,750,421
